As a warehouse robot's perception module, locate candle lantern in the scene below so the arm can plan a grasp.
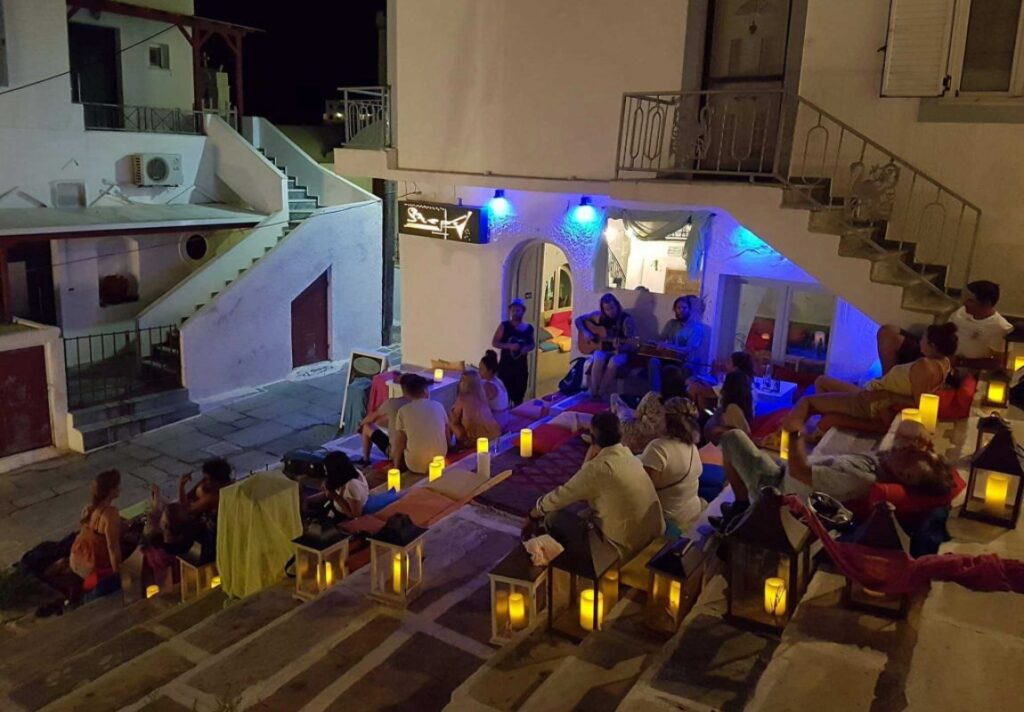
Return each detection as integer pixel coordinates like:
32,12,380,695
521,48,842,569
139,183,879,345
547,527,618,639
477,438,491,478
975,413,1012,453
779,430,790,461
520,428,534,458
1014,355,1024,373
985,374,1009,408
369,523,428,607
725,487,812,634
1002,326,1024,372
178,544,219,603
145,584,160,599
644,537,705,634
960,428,1024,529
487,546,549,644
293,531,350,601
840,502,911,618
918,393,939,433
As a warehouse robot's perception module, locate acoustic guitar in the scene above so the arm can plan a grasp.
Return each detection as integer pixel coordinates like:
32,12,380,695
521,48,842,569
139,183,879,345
576,321,640,356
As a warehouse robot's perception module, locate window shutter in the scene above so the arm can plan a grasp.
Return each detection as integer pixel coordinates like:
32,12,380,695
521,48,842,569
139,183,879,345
881,0,956,97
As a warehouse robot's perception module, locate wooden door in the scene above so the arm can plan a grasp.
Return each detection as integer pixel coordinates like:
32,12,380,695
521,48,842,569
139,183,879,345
291,271,329,367
0,346,52,458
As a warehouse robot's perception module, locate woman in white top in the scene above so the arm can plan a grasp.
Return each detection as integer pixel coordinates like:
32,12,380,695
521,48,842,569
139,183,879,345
479,350,511,427
321,452,369,520
640,397,703,534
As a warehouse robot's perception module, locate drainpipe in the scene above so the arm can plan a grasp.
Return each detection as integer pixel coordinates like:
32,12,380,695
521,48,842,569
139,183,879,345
376,179,398,345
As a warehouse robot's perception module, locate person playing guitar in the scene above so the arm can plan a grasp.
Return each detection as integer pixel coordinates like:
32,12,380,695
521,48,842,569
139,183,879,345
576,293,638,399
648,295,709,390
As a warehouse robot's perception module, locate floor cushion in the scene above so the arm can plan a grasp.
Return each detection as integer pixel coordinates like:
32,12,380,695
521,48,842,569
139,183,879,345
698,464,726,503
511,400,551,421
373,488,459,527
567,400,609,416
425,467,492,501
364,490,402,515
539,341,560,353
340,515,386,536
938,374,977,420
548,310,573,334
504,414,535,435
476,437,590,517
514,423,577,456
846,468,966,527
553,335,573,353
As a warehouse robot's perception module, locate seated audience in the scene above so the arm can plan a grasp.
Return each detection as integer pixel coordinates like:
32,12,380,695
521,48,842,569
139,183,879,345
320,452,370,520
611,364,688,453
479,350,511,428
783,323,957,439
877,280,1011,373
356,373,413,465
524,412,664,563
649,295,711,390
393,374,450,474
142,500,203,584
178,457,234,523
704,370,754,444
640,398,704,535
577,293,638,400
689,351,754,412
70,469,124,580
718,420,951,527
450,369,502,447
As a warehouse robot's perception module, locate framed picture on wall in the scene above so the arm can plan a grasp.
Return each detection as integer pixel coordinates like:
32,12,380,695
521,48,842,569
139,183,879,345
664,268,701,296
338,349,391,434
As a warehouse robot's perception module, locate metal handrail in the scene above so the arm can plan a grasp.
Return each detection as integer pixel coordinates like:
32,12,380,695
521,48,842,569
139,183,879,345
334,86,391,147
77,102,236,135
615,88,982,304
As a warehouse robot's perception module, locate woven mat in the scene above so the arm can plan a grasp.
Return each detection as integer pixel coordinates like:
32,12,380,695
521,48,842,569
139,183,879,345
475,435,590,517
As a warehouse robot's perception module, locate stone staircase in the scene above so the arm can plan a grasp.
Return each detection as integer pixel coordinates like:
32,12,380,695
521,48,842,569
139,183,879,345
68,388,199,452
180,159,320,326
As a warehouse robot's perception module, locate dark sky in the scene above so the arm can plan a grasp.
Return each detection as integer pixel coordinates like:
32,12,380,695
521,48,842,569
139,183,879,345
195,0,385,125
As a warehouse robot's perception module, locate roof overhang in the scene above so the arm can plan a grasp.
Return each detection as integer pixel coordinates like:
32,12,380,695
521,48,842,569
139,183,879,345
0,204,266,242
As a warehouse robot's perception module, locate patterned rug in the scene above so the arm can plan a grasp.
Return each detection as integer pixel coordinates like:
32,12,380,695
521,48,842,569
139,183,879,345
475,435,590,517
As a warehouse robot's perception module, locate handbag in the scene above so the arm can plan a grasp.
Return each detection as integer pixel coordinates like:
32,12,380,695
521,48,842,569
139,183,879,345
559,357,588,395
283,448,329,479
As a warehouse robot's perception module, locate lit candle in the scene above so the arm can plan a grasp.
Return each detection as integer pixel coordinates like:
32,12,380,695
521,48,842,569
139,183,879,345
668,579,682,616
600,570,619,610
520,428,533,458
1014,355,1024,372
764,577,787,617
325,562,334,587
900,408,922,424
985,473,1010,515
495,589,509,627
987,380,1007,406
392,552,403,594
508,592,527,630
477,437,489,454
579,588,604,631
918,393,939,433
146,584,160,599
433,368,444,383
779,430,790,461
387,468,401,492
429,459,444,482
210,575,221,589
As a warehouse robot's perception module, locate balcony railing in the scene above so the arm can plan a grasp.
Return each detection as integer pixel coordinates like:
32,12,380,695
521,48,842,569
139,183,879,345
78,103,237,135
64,325,182,409
334,86,391,148
615,89,982,301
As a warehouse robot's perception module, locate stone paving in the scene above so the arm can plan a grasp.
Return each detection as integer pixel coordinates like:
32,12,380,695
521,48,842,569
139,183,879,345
0,347,401,569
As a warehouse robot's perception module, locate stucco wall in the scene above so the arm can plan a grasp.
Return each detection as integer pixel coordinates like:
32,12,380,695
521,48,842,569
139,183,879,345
392,0,687,179
797,0,1024,312
180,201,382,401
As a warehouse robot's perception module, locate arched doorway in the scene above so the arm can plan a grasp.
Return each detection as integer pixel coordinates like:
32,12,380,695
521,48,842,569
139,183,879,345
504,241,573,400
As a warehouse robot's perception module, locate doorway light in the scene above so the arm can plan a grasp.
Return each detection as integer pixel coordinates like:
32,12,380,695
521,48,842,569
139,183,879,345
487,189,512,219
571,196,598,225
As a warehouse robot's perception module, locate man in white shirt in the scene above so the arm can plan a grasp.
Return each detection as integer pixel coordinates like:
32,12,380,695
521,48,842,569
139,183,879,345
525,412,665,563
356,373,413,465
876,280,1013,373
392,375,449,474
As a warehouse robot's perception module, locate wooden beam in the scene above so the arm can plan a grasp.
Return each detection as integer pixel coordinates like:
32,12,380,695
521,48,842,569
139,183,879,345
0,245,12,324
65,1,261,36
232,37,245,120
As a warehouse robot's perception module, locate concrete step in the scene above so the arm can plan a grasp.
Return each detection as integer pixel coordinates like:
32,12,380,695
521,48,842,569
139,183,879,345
289,209,315,221
289,198,318,211
68,387,190,428
871,260,943,290
74,394,200,451
900,281,958,318
288,188,308,200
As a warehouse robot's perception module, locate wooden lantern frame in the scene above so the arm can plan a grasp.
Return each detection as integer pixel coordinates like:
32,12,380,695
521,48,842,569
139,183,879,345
293,533,351,601
840,502,911,618
488,547,548,644
369,531,427,607
178,544,219,603
547,527,619,640
644,537,705,634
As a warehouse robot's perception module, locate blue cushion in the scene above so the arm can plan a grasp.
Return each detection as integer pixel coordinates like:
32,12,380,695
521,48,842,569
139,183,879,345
538,341,560,352
698,464,726,503
365,490,402,515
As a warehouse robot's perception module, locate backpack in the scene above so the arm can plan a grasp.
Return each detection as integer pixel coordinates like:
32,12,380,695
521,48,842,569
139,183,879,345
282,448,329,479
559,357,588,395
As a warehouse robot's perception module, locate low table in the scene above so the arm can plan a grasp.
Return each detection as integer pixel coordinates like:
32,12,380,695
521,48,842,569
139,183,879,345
753,379,798,408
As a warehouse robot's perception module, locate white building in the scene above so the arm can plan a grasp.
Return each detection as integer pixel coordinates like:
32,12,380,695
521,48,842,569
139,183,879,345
0,0,382,468
335,0,1020,400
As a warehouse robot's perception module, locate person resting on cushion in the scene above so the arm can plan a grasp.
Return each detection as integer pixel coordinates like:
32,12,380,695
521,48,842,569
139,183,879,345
611,364,688,453
449,369,502,448
703,370,754,445
355,372,413,466
320,452,370,520
716,420,951,529
781,322,957,441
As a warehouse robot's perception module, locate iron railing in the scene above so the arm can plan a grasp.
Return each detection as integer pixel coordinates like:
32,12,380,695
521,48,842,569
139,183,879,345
615,89,981,304
334,86,391,147
78,103,237,135
64,325,182,409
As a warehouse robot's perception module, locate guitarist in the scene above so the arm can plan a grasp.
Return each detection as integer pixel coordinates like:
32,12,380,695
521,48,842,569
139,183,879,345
576,293,638,399
650,295,709,390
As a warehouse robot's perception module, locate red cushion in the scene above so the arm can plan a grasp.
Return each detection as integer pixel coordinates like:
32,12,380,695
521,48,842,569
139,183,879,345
514,423,577,456
567,400,608,416
937,374,977,420
847,468,966,526
750,408,790,439
548,310,572,334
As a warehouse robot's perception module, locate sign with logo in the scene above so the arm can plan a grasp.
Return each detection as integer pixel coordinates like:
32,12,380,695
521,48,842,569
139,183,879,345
398,200,488,244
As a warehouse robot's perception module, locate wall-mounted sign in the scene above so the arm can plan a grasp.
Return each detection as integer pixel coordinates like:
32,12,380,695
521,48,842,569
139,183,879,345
398,201,488,244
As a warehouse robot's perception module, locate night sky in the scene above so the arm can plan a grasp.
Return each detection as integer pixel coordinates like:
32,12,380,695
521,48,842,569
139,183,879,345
195,0,385,125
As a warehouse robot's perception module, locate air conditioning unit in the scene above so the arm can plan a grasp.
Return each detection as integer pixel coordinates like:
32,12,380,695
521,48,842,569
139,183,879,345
131,153,183,187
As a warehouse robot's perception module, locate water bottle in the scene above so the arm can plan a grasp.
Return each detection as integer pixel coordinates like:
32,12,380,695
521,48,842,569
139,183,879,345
764,363,773,392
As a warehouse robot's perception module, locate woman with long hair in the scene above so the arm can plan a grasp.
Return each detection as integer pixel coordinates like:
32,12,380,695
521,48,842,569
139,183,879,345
479,349,511,427
688,351,753,411
640,397,704,534
576,292,638,399
69,469,124,579
612,364,688,453
321,452,370,520
450,369,502,447
704,370,754,444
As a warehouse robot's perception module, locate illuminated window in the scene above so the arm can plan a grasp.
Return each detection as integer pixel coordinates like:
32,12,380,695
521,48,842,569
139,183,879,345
604,215,704,296
149,44,170,70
